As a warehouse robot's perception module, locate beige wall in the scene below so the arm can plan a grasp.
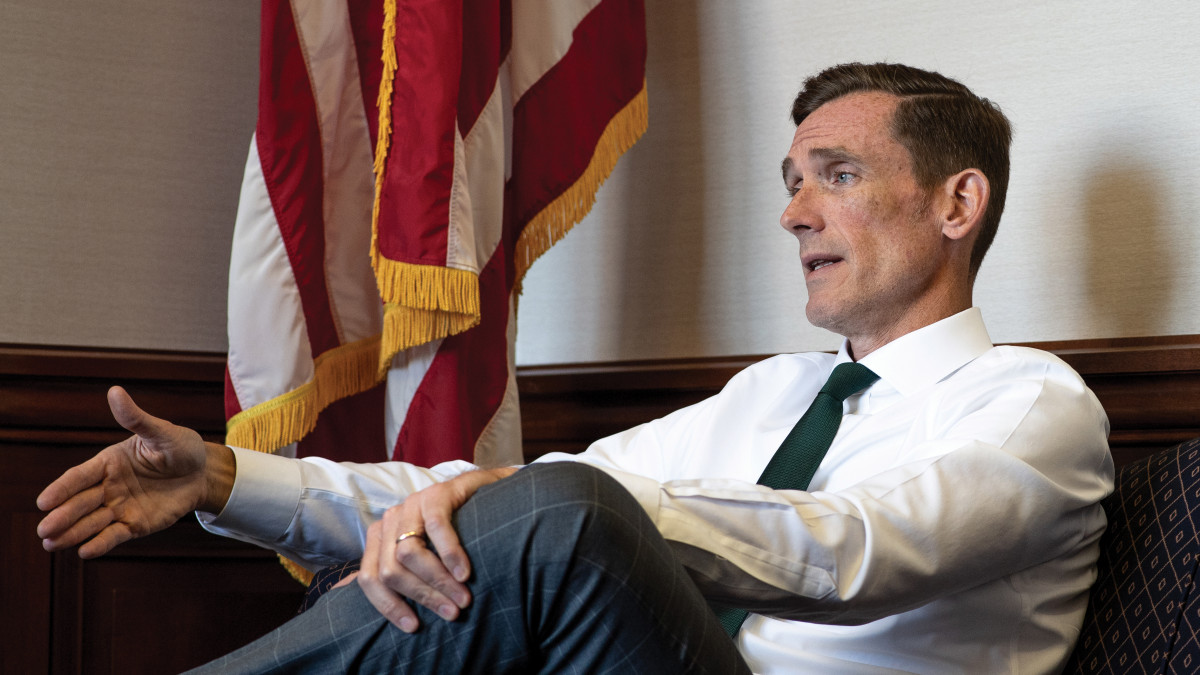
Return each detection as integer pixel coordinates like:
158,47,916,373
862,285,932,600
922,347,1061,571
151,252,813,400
517,1,1200,364
3,2,1198,365
0,1,257,351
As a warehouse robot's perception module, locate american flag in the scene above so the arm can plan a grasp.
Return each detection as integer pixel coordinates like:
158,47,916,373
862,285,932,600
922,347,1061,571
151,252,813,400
224,0,646,499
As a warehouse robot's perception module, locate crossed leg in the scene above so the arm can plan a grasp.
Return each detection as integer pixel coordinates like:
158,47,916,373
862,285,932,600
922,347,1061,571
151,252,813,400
187,462,751,674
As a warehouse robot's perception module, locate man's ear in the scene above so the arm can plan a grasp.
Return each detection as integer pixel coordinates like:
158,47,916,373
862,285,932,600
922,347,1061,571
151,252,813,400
938,168,989,242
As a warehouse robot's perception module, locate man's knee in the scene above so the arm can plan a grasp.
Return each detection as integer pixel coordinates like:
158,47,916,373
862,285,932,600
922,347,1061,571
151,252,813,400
526,463,658,564
518,461,636,507
464,462,651,566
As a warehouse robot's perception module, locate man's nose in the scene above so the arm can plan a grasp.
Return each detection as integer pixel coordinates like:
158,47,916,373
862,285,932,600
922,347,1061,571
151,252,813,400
779,187,823,235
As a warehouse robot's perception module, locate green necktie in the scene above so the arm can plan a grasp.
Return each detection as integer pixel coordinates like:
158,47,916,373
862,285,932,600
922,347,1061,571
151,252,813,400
715,362,880,637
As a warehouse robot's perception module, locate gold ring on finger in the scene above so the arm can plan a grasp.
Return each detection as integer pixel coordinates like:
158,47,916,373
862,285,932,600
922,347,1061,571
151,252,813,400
395,530,423,546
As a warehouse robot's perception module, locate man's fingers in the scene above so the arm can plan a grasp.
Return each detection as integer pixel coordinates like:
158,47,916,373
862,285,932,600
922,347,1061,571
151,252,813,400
36,454,106,512
424,512,471,583
360,521,421,633
359,571,421,633
389,537,469,616
378,501,471,613
360,571,422,629
76,522,133,559
41,505,130,558
36,483,106,541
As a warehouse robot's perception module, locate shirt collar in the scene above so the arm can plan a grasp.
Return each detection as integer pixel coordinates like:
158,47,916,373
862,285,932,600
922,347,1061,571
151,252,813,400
833,307,993,397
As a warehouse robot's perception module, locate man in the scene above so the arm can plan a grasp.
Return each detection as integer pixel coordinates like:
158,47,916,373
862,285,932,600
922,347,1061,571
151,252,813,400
37,63,1112,673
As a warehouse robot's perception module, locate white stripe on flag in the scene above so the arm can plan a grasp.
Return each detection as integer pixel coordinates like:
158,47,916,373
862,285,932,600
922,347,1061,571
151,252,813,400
447,75,509,273
510,0,603,103
384,339,443,458
226,136,314,412
472,296,523,468
293,0,381,343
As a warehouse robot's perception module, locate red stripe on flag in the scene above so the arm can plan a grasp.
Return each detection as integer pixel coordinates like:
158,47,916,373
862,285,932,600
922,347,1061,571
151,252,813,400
374,0,464,266
499,0,511,73
348,0,384,149
297,382,387,462
224,364,242,420
456,0,504,134
505,0,646,240
257,0,340,356
391,243,510,464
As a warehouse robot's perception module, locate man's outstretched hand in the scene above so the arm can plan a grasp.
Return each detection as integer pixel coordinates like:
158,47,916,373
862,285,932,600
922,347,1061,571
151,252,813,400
36,386,236,558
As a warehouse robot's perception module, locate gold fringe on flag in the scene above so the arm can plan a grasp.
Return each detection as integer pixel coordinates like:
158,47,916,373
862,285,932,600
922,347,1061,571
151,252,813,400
369,0,482,375
227,336,384,587
513,81,649,296
373,263,481,376
257,1,647,588
278,555,315,585
374,0,398,180
225,335,382,452
379,299,480,376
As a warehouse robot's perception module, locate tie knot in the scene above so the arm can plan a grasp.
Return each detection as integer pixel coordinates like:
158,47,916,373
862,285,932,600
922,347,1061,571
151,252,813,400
820,362,880,401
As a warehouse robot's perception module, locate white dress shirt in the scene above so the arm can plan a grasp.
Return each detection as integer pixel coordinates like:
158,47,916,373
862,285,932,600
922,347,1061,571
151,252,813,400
202,308,1113,674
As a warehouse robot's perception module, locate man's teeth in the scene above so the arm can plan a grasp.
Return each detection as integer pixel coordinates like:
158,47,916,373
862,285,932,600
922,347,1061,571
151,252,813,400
811,260,834,271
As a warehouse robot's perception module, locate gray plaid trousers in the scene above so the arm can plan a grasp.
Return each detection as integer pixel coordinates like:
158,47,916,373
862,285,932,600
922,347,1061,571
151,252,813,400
188,462,751,674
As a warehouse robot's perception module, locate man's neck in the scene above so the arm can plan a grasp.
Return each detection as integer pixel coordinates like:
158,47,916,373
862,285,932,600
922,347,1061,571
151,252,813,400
845,299,972,361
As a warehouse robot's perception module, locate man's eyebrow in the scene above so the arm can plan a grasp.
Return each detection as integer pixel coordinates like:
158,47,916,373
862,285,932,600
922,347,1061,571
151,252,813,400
780,147,867,183
809,146,865,165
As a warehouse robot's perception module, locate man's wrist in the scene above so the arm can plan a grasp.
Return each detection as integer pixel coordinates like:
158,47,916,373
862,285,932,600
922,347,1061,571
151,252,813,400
200,443,236,513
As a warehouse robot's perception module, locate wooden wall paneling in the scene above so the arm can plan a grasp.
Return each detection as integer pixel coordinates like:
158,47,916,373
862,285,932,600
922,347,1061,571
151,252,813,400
76,520,304,674
518,357,760,461
1039,338,1200,466
0,444,64,674
0,346,304,674
50,527,84,675
517,340,1200,467
3,338,1198,671
0,345,227,438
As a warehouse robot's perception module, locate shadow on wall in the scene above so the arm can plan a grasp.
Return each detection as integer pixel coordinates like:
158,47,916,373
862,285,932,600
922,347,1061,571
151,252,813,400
612,2,708,359
1082,153,1176,337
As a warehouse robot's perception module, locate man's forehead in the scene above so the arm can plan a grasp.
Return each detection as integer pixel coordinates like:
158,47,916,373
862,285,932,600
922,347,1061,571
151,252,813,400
782,91,902,175
793,92,899,144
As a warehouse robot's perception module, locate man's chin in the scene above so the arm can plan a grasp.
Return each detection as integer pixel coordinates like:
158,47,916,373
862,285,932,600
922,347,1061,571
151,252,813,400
805,304,841,334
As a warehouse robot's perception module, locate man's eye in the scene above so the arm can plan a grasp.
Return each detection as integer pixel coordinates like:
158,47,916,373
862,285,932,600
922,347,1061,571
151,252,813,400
834,172,854,184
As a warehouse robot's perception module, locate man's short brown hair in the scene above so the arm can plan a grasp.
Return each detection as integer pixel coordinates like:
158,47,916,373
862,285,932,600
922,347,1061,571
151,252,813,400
792,63,1012,279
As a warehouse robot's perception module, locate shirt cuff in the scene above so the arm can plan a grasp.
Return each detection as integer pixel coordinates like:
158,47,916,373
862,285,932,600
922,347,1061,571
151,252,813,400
196,446,302,541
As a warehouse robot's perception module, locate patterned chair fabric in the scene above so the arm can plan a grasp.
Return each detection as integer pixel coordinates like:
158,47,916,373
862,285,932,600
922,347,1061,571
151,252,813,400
1066,437,1200,674
299,559,362,614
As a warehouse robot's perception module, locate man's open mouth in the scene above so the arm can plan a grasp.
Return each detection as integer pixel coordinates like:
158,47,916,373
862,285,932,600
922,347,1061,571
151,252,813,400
805,256,842,272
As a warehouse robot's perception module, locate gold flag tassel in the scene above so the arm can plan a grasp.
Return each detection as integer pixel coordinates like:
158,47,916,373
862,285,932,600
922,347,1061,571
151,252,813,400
225,335,382,453
369,0,482,377
512,81,649,297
